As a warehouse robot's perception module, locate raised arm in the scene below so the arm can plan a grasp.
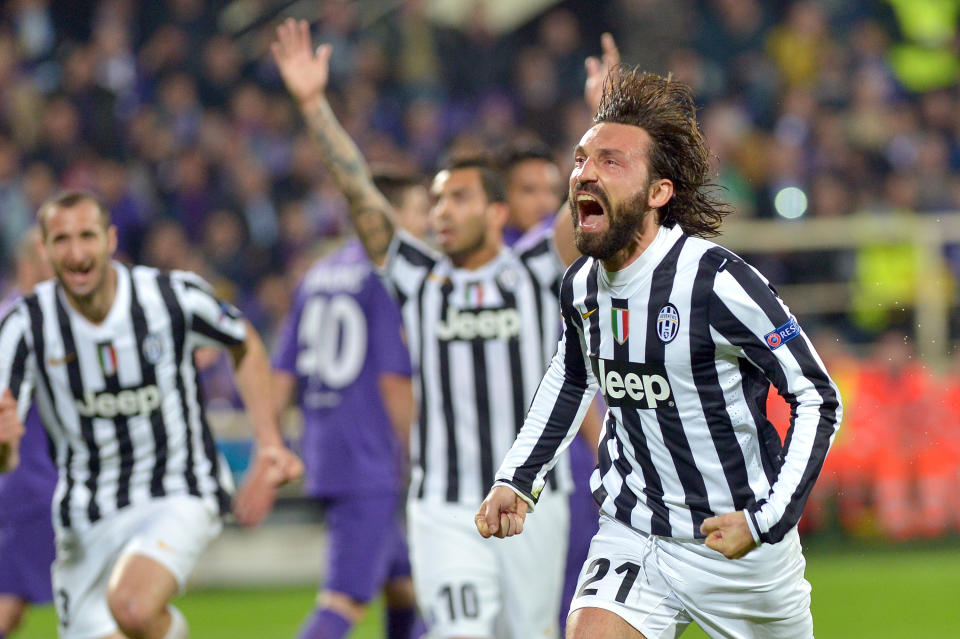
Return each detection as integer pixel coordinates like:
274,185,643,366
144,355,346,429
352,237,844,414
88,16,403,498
271,18,395,265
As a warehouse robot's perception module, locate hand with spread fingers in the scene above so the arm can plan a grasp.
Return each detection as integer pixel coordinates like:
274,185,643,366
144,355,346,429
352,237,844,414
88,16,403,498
475,485,529,539
232,444,304,527
0,388,24,473
700,510,758,559
271,17,332,106
584,32,621,115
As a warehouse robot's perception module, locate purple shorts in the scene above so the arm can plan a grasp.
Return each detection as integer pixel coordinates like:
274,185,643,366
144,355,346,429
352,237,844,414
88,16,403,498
0,515,55,603
317,492,411,603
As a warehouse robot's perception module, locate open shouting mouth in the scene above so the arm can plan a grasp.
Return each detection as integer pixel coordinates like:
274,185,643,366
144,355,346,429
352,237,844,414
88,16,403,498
575,190,609,233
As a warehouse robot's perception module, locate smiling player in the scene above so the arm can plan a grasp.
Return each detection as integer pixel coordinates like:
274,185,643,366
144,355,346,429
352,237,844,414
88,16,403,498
0,191,301,639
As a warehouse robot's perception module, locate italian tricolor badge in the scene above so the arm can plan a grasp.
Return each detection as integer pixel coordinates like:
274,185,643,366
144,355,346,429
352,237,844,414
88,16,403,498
612,307,629,345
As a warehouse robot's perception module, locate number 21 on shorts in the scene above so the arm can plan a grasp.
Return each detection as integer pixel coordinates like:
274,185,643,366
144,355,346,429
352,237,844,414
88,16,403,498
575,558,642,603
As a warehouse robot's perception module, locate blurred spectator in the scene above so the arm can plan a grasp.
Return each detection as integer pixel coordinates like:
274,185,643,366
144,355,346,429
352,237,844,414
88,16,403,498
199,34,244,109
0,134,32,270
202,208,257,288
141,216,197,272
378,0,443,98
93,156,151,260
31,95,84,176
766,1,833,90
608,0,696,76
847,332,937,540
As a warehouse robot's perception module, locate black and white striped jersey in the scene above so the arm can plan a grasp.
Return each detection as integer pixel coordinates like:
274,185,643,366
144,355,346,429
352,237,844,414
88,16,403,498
0,262,244,533
495,224,842,544
384,229,571,506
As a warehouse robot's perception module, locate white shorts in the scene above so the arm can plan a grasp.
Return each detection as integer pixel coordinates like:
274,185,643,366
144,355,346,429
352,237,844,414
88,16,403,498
569,515,812,639
408,490,569,639
52,495,222,639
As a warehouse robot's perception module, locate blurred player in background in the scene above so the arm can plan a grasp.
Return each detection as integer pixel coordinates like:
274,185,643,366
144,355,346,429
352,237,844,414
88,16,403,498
271,19,587,638
0,229,57,638
0,191,302,639
373,170,432,246
499,139,602,633
267,171,429,639
500,141,565,247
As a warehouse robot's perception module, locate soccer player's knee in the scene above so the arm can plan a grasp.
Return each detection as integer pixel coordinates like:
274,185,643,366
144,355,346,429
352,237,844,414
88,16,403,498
383,577,417,609
107,587,163,637
567,608,646,639
0,596,27,632
321,590,367,622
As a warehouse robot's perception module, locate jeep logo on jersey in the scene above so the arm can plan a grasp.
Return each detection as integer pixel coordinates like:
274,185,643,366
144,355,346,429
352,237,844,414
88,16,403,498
590,357,674,409
76,385,162,419
435,306,521,341
657,304,680,343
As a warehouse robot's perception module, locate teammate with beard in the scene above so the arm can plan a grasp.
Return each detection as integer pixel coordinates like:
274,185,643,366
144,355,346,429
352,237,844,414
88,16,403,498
477,68,841,639
0,229,57,638
0,191,302,639
271,18,584,639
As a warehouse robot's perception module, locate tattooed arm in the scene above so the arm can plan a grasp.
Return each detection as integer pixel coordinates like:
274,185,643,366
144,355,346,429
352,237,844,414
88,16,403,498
271,18,395,265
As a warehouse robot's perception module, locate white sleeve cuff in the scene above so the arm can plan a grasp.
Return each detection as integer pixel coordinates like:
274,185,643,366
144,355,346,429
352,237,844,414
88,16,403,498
744,509,762,544
493,480,536,513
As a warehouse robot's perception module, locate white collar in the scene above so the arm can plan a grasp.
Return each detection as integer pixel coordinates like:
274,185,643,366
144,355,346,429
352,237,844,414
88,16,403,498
600,224,683,289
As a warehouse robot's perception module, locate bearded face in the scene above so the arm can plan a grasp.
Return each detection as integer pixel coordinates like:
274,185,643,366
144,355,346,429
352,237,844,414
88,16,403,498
43,201,115,302
569,181,650,261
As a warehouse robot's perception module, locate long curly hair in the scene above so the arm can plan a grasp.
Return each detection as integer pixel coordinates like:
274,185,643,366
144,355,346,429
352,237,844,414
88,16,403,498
595,66,730,237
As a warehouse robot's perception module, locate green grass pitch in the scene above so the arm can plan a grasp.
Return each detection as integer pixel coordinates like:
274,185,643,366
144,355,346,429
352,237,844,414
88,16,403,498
15,546,960,637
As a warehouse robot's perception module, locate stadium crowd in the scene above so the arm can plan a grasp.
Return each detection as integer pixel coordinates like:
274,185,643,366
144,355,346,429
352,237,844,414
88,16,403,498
0,0,958,547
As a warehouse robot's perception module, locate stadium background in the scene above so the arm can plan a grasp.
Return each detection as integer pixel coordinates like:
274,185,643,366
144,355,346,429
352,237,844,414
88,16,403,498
1,0,959,635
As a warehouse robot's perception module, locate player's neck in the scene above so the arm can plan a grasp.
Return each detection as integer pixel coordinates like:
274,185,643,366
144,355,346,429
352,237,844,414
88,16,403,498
63,263,119,325
601,214,661,272
449,238,503,271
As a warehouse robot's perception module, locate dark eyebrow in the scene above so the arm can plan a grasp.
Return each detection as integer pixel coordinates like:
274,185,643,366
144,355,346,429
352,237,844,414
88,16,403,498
596,147,628,159
572,145,628,159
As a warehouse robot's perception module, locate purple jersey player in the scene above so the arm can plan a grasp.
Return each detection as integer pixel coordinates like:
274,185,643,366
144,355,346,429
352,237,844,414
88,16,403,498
0,404,56,635
0,230,57,638
272,238,422,639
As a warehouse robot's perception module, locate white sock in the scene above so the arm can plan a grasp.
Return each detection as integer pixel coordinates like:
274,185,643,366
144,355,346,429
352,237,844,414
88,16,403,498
163,605,188,639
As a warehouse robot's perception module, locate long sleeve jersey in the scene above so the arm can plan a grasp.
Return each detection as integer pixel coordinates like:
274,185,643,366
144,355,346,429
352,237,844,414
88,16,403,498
495,224,842,544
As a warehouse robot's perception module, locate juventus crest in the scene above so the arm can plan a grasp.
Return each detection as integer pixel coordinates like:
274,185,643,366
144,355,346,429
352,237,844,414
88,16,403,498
657,304,680,343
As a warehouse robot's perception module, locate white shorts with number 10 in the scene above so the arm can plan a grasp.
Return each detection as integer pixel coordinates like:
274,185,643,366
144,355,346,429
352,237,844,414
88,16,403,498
570,515,813,639
408,489,569,639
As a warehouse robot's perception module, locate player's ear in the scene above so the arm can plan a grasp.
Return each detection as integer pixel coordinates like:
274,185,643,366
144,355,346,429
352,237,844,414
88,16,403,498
487,201,510,230
106,225,118,256
648,178,673,210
